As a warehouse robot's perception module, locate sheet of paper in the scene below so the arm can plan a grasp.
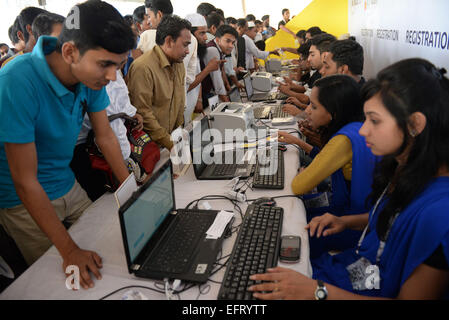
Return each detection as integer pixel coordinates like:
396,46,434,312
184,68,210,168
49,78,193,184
114,172,138,208
206,210,234,239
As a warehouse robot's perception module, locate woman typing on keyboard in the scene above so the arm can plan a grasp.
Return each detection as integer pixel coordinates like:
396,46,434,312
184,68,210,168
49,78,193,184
249,58,449,300
278,74,379,258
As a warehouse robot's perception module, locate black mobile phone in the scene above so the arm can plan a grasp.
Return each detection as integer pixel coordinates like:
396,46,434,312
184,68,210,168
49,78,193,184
279,235,301,263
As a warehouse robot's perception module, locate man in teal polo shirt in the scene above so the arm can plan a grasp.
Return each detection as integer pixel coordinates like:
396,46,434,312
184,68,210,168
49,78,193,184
0,0,135,290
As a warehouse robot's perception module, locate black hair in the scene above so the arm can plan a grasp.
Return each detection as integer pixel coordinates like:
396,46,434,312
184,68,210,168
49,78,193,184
155,14,191,46
31,12,65,41
197,2,216,17
282,8,289,15
261,15,269,21
297,40,311,58
329,39,364,75
215,9,224,18
255,20,262,25
314,74,364,144
56,0,135,55
206,12,224,29
123,15,134,27
145,0,173,15
226,17,237,25
361,58,449,240
306,26,322,37
18,7,48,43
8,25,16,44
255,40,265,51
132,5,146,24
296,29,306,41
0,43,8,49
310,32,336,53
237,18,247,29
245,14,256,22
215,24,238,39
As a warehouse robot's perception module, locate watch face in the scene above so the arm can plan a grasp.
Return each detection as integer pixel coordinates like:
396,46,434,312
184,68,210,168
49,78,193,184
316,289,326,300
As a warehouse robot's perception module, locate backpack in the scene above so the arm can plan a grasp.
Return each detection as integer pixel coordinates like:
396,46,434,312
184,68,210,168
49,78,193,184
86,113,160,191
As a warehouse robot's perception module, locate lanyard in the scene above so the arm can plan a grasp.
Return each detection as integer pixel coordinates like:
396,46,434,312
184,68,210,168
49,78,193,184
355,183,390,256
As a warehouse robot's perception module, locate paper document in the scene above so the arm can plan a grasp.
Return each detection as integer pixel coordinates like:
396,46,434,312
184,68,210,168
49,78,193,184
206,210,234,239
114,173,138,208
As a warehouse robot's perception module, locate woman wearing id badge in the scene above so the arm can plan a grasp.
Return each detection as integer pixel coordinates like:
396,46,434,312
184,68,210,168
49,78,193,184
249,58,449,299
278,75,379,258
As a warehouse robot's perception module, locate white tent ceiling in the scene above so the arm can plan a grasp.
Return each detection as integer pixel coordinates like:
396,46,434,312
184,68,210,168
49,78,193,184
0,0,312,46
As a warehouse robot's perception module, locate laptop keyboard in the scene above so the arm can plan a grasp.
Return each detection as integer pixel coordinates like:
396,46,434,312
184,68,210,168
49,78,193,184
212,164,237,176
143,211,214,274
253,106,289,119
252,149,285,189
253,107,271,119
271,106,290,119
218,204,283,300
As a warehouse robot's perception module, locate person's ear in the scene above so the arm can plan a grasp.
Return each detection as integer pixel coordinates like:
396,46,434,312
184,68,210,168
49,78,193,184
17,30,24,42
157,10,163,22
164,35,174,49
407,112,426,137
340,64,349,75
136,22,143,33
61,41,79,64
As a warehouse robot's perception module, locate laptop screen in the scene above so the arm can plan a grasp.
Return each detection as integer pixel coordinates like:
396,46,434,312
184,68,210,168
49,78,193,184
122,163,174,263
243,74,253,98
229,87,242,102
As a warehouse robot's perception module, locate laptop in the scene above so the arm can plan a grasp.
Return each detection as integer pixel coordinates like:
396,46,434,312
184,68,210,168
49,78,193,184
189,116,254,180
118,160,234,283
243,73,289,102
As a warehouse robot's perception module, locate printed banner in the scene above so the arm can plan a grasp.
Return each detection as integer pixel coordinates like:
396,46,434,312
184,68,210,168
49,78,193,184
348,0,449,78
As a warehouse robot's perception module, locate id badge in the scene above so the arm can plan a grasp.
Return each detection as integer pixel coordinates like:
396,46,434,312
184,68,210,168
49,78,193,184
346,257,380,291
303,192,330,209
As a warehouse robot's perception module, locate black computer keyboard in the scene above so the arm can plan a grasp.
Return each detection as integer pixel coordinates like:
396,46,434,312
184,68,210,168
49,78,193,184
218,204,283,300
252,149,284,189
143,211,214,274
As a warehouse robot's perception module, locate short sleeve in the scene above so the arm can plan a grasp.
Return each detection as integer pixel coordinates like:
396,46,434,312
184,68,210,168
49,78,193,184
86,85,110,113
0,73,38,143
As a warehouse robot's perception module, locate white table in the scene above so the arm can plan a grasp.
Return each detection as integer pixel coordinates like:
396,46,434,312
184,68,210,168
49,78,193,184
1,137,311,300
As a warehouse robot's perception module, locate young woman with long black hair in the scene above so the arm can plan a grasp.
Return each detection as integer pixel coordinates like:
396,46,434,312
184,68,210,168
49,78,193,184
249,58,449,299
278,74,378,257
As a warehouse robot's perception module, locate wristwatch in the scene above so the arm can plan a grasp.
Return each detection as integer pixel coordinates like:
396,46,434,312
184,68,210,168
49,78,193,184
314,279,328,300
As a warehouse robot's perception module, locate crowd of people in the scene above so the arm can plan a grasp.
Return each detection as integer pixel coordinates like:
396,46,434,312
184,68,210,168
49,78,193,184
0,0,448,300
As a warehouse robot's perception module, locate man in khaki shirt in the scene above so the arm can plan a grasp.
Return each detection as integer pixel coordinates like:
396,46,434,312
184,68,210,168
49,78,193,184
127,15,192,150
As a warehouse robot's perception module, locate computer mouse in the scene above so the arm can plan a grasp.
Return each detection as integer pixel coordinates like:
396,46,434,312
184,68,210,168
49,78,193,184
253,197,276,207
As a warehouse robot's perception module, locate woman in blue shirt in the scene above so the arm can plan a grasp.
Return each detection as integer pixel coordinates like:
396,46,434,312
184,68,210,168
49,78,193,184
249,58,449,299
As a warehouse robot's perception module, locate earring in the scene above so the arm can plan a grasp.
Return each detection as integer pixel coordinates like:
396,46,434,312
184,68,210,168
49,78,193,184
409,129,417,137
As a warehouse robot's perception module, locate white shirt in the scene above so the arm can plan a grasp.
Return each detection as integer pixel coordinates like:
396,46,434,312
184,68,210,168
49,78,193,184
183,35,200,125
77,70,137,160
183,34,198,87
184,57,202,125
254,32,263,42
137,29,157,53
243,34,270,70
202,39,227,96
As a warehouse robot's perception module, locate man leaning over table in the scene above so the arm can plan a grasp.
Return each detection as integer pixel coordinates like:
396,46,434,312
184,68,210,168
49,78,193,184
0,0,134,290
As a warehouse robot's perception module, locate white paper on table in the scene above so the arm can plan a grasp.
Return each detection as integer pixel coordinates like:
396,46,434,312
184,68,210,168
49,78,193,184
206,210,235,239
